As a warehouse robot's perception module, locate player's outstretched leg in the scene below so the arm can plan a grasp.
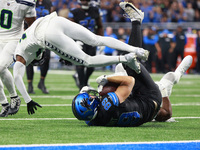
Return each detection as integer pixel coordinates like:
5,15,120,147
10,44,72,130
156,55,193,98
174,55,193,84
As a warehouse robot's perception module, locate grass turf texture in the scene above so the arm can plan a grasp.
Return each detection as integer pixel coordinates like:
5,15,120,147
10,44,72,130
0,70,200,145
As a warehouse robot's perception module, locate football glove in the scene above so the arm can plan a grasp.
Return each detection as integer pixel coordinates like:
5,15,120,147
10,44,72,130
80,86,94,93
27,100,42,115
96,75,108,86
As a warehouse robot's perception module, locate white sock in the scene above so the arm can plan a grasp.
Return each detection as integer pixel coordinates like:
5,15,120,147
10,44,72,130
0,79,8,104
0,68,17,97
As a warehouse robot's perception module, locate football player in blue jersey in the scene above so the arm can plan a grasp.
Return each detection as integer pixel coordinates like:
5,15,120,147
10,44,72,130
70,0,103,90
0,0,36,117
72,2,193,126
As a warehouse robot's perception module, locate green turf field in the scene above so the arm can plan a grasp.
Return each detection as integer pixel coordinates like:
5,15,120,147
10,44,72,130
0,70,200,145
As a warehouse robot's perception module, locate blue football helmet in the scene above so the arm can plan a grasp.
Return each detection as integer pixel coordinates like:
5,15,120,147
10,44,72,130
72,92,100,121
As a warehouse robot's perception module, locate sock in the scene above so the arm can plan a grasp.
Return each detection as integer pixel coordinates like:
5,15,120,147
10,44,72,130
2,103,9,107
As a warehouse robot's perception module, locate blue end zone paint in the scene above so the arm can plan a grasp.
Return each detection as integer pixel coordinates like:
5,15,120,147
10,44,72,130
0,142,200,150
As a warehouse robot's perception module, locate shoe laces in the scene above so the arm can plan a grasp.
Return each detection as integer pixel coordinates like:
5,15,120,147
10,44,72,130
10,97,20,108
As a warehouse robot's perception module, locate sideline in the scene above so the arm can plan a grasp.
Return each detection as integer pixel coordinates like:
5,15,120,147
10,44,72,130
0,141,200,150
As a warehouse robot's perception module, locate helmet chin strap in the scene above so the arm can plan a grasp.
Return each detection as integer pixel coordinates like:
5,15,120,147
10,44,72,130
81,5,89,9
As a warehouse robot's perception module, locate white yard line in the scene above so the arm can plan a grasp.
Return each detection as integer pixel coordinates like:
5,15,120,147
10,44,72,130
18,102,200,107
0,117,200,121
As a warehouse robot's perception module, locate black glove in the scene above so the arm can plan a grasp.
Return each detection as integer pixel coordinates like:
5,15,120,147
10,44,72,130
27,100,42,115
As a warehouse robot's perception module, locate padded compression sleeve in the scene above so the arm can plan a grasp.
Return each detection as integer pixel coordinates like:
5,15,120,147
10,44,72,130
13,61,32,103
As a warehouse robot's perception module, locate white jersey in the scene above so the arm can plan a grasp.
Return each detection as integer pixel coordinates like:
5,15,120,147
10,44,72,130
0,0,36,41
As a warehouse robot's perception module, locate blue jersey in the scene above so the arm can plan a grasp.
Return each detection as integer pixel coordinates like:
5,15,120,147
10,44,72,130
70,7,100,33
86,92,145,127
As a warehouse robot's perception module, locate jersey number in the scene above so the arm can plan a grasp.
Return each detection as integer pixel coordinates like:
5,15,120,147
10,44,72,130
118,111,141,126
79,19,95,32
0,9,13,29
102,98,111,111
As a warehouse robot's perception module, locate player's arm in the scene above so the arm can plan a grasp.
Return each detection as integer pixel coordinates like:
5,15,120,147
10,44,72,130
96,17,103,36
13,55,42,115
25,17,36,27
107,76,135,103
155,97,172,121
97,75,135,103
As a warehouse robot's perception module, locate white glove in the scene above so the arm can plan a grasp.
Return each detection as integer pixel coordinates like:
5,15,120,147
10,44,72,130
96,75,108,86
97,85,103,93
76,41,84,50
80,86,90,93
80,86,95,93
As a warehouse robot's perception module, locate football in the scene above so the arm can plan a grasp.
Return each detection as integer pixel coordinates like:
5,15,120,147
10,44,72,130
99,82,119,96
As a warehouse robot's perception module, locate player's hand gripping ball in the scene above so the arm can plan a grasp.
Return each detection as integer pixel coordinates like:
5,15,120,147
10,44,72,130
99,82,119,96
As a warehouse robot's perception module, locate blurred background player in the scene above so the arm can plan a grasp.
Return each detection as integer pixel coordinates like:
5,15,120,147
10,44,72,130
143,26,160,73
26,0,53,94
172,26,187,70
69,0,103,90
0,0,36,117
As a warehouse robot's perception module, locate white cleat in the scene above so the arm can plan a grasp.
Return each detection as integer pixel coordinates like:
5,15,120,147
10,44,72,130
119,1,144,23
136,48,149,61
175,55,193,83
125,53,141,74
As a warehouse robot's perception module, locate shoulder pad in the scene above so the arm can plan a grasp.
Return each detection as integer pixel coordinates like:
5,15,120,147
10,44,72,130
16,0,36,7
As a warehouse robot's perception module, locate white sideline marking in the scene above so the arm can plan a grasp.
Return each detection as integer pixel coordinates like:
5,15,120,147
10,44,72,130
6,94,200,100
0,117,200,121
0,140,200,147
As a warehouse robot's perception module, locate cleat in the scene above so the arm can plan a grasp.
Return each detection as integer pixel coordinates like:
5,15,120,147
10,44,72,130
125,53,141,74
38,82,49,94
119,2,144,23
136,48,149,61
28,84,35,94
175,55,193,83
0,104,10,117
9,96,21,115
73,73,80,88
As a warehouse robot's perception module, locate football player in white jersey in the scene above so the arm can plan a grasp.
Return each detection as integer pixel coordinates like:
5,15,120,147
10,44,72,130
0,0,36,117
12,11,150,115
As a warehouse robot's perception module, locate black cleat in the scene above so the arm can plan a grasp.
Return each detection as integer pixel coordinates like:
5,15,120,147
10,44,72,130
9,96,21,115
28,84,35,94
0,104,10,117
38,82,49,94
